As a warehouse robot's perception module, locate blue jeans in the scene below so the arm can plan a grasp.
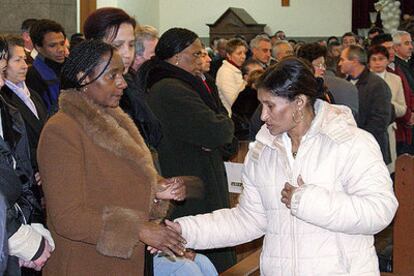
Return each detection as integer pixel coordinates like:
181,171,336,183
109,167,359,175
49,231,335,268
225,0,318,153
154,253,218,276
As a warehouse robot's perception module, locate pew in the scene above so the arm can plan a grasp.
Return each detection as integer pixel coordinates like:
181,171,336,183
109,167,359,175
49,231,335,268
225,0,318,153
381,154,414,276
222,152,414,276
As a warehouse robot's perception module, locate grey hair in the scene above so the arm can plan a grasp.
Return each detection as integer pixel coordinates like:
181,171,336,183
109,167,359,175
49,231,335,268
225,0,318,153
215,38,227,48
250,34,271,49
135,25,158,56
392,30,411,45
347,44,367,65
272,40,292,57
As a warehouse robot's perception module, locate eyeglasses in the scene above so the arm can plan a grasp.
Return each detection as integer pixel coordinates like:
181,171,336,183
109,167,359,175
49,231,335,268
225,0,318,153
313,63,326,69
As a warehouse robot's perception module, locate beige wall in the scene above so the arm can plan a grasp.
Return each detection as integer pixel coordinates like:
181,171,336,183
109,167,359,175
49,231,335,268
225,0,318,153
158,0,352,37
97,0,159,28
94,0,353,38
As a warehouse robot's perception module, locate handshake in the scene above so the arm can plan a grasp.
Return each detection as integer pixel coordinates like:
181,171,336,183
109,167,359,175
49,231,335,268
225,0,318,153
141,175,204,257
140,219,185,258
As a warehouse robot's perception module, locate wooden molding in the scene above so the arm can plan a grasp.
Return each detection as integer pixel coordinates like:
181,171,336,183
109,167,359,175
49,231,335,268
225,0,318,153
281,0,290,7
80,0,96,32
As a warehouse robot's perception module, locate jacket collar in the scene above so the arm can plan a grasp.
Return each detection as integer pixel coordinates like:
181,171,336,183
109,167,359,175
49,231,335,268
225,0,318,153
256,100,357,149
354,67,370,85
0,95,25,151
58,89,160,196
222,60,242,73
1,85,46,133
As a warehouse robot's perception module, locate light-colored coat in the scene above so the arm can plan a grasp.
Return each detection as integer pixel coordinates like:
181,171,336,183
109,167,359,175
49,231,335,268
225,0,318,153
216,60,246,116
382,71,407,172
177,100,398,275
37,90,168,276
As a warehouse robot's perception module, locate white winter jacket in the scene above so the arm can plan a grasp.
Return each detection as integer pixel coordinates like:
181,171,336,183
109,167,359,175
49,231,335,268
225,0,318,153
176,100,398,275
216,60,246,116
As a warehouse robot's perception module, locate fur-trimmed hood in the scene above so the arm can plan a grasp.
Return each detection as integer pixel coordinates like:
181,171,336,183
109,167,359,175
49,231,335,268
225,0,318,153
58,89,168,219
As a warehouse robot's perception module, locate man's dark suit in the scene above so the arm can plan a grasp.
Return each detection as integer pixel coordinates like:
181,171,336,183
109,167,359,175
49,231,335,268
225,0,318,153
354,68,392,164
395,56,414,92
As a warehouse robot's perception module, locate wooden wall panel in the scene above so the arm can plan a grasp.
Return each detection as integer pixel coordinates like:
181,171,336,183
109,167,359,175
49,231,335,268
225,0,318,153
80,0,96,32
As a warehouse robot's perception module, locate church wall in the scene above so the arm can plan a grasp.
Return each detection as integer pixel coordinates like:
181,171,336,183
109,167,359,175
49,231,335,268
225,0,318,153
158,0,352,38
98,0,160,29
0,0,77,35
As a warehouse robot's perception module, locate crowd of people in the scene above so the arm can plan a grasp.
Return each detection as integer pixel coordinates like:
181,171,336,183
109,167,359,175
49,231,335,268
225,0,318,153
0,6,411,275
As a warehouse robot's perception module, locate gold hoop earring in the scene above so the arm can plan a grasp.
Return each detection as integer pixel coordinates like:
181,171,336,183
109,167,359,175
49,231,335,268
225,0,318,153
292,108,304,124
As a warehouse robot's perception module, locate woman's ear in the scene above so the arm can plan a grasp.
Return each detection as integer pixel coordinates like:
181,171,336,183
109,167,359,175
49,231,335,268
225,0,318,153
295,95,307,108
76,71,90,86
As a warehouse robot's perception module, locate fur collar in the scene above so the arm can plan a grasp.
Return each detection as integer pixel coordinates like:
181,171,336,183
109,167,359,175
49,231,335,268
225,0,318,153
59,89,167,218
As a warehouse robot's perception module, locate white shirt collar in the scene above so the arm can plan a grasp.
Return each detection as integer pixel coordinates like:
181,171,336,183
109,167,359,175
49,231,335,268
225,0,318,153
374,71,386,79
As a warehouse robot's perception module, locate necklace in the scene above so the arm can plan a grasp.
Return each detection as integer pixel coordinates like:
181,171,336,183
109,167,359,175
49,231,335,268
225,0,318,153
292,151,297,158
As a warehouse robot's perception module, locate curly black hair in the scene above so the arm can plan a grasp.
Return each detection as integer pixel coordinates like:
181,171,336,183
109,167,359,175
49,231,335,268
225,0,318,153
29,19,66,48
61,39,114,89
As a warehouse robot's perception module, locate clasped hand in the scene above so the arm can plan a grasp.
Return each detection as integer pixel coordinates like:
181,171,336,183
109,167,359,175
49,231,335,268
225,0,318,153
140,220,185,258
156,177,186,201
281,175,304,209
19,239,53,271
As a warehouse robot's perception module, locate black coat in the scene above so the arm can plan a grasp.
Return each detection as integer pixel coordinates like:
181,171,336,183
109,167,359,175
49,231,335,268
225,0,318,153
231,86,259,140
0,96,42,275
1,86,47,221
355,68,392,164
202,74,238,160
121,72,162,148
395,56,414,92
145,61,236,272
0,85,47,171
0,195,7,275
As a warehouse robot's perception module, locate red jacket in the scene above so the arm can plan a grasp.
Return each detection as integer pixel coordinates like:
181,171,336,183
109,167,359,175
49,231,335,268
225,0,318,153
388,66,413,144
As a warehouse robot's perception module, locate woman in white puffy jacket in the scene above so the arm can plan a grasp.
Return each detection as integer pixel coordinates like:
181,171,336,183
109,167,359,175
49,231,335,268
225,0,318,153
216,38,247,116
166,57,398,275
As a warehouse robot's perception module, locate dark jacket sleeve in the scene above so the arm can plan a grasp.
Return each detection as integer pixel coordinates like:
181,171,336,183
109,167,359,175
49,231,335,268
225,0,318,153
362,81,392,136
0,194,7,275
148,79,234,148
26,67,48,107
249,104,264,141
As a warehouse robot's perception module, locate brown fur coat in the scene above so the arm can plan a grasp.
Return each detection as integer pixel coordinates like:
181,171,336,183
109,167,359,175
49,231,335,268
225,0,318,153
38,89,168,275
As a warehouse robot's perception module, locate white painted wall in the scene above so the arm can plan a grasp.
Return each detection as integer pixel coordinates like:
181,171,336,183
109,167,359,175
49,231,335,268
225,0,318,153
95,0,352,38
158,0,352,37
97,0,118,8
97,0,159,28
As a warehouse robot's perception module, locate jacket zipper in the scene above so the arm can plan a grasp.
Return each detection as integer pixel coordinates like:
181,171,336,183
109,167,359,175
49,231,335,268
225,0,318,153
290,214,296,275
290,171,297,276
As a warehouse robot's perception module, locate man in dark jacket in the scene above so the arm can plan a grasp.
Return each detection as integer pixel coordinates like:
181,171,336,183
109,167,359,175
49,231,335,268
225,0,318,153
393,31,414,90
339,45,392,164
25,19,66,114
